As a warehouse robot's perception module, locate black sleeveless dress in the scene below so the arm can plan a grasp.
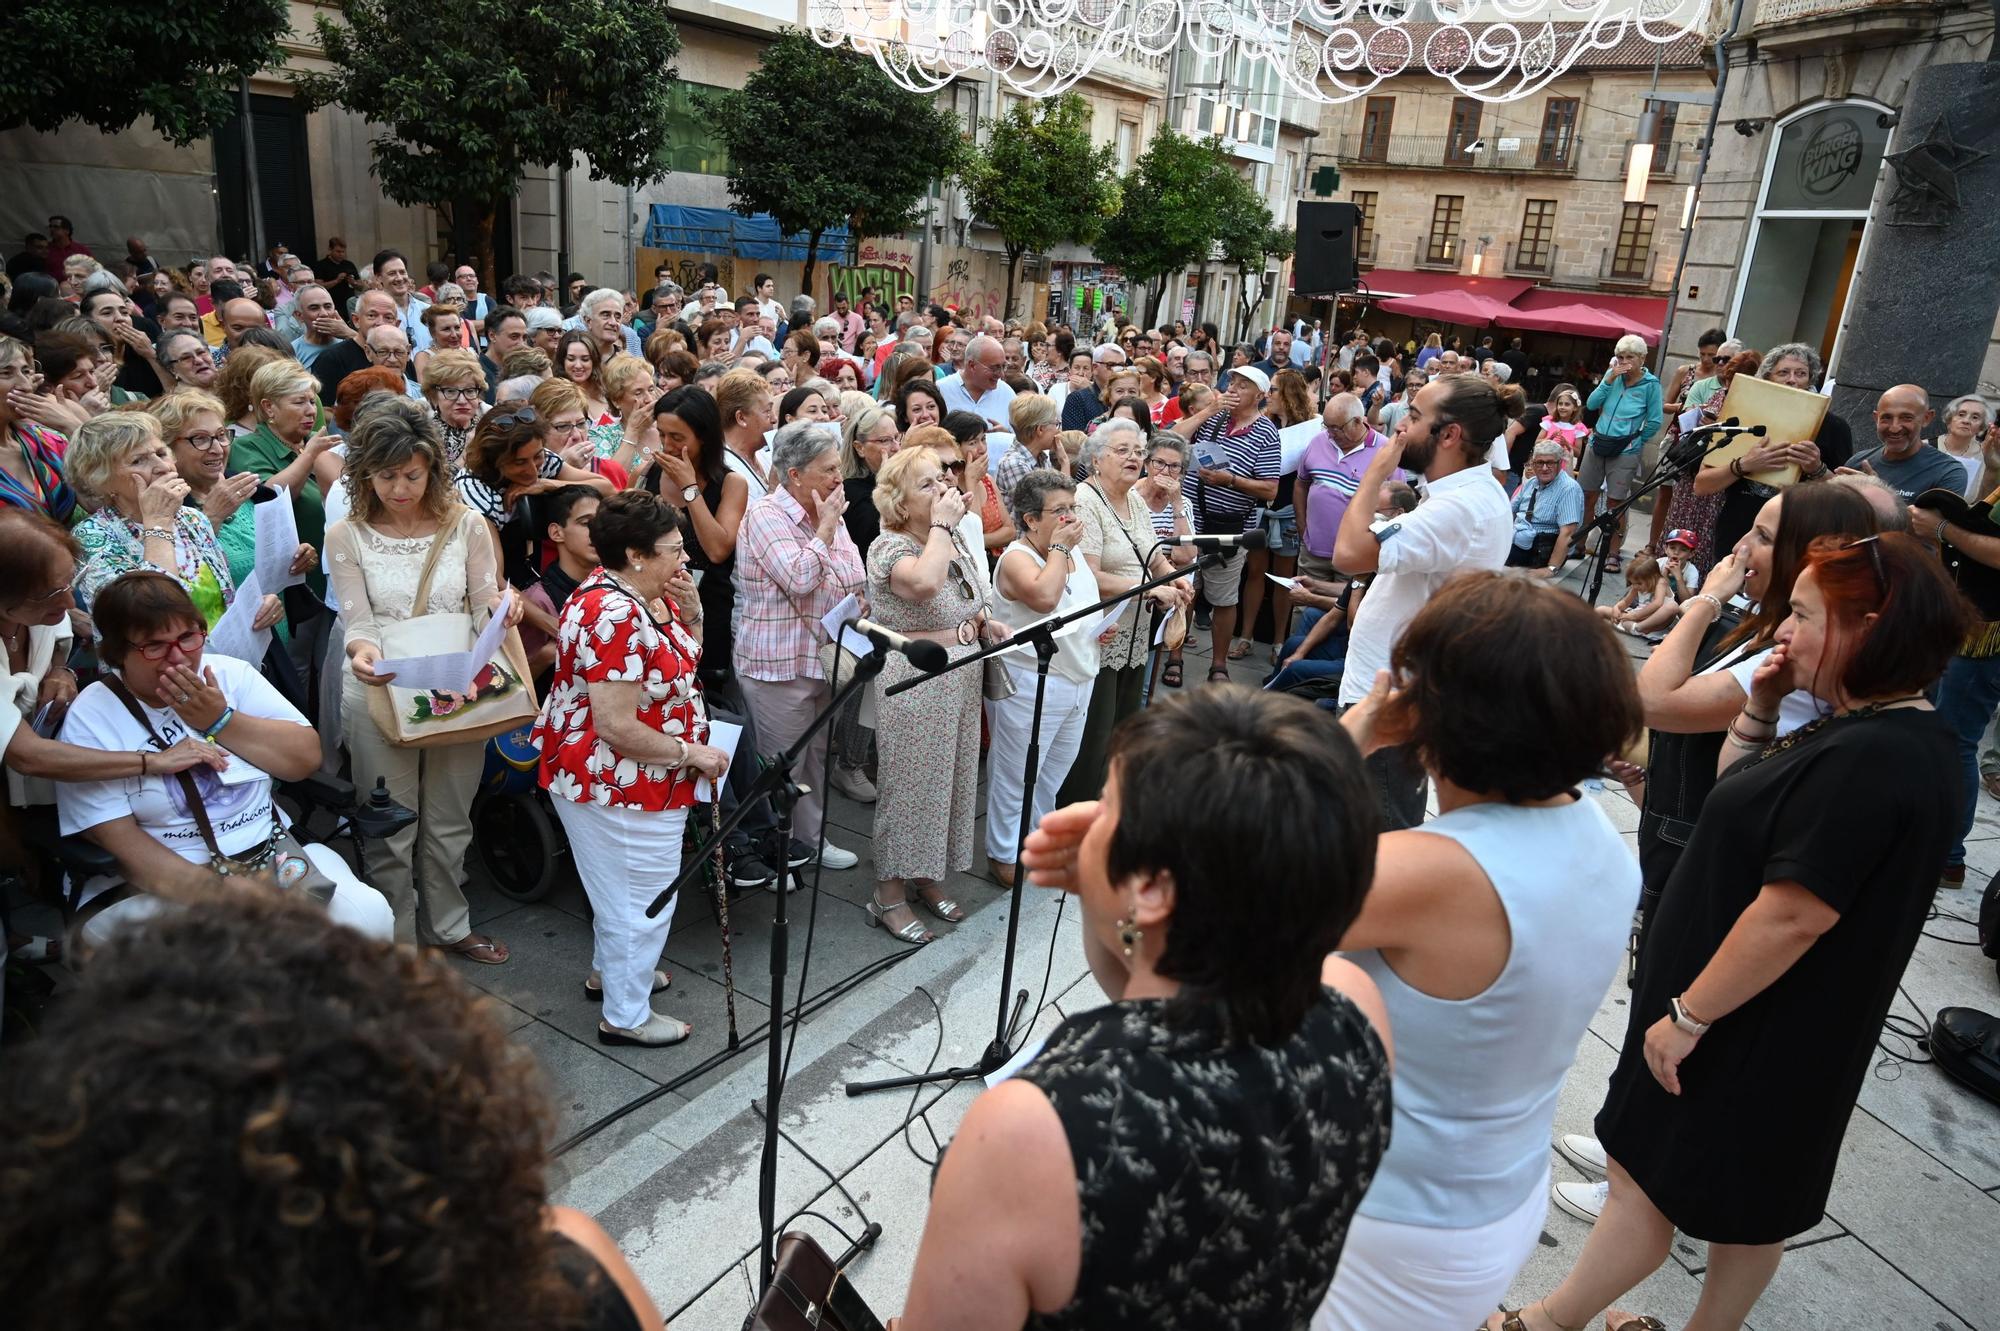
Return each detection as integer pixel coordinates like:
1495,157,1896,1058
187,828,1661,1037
1014,989,1391,1330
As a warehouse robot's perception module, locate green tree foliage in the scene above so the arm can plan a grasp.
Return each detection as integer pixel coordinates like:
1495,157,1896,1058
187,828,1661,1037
961,94,1120,320
1095,130,1239,325
702,31,966,300
1215,173,1295,340
293,0,683,278
0,0,290,144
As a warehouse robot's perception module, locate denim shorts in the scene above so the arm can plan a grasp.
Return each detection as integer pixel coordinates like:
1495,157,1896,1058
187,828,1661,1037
1257,505,1299,558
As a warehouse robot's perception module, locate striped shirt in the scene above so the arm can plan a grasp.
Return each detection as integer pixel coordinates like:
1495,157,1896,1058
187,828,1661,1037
730,486,866,683
1183,412,1282,534
1298,427,1398,559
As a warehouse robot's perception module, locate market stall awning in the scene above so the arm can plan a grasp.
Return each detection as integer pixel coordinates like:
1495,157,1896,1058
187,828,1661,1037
1495,301,1660,346
1377,288,1517,327
1510,288,1667,343
1355,267,1535,303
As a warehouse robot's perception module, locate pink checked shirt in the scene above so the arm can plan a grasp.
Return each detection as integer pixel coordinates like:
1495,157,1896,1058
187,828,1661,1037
732,485,866,683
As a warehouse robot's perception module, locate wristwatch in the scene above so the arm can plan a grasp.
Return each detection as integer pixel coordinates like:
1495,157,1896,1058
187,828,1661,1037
681,484,700,505
1669,994,1711,1037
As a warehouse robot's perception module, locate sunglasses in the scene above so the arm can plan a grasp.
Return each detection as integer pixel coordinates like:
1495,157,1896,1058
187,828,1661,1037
491,407,539,428
1842,533,1887,594
947,559,975,600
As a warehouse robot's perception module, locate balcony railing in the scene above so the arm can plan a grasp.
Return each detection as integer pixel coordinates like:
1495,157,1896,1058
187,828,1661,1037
1415,238,1465,271
1600,249,1661,286
1505,242,1559,277
1757,0,1915,24
1629,138,1691,177
1337,133,1583,174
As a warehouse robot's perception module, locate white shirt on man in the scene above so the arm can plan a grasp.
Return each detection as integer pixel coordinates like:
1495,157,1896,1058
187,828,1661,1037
1338,464,1514,706
937,372,1016,428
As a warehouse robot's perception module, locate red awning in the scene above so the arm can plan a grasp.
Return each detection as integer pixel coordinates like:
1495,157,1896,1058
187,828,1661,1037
1511,288,1668,341
1377,289,1516,327
1357,267,1535,303
1495,301,1659,346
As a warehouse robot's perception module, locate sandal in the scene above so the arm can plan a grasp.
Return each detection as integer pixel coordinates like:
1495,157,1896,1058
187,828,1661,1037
441,932,509,965
1604,1316,1667,1331
1981,771,2000,801
1206,667,1231,685
1227,637,1251,660
1605,554,1623,575
584,969,672,1001
866,898,935,946
1162,658,1183,688
1480,1301,1587,1331
913,880,966,923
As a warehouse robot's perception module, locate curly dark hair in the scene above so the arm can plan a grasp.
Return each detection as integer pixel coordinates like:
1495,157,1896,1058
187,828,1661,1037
0,893,586,1331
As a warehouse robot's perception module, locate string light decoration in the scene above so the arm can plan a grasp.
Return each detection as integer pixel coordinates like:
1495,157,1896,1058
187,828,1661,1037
809,0,1710,105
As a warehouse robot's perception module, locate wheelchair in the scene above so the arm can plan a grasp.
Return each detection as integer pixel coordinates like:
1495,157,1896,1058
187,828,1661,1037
469,723,568,904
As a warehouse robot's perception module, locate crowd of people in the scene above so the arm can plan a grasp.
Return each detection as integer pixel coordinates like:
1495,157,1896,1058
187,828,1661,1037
0,220,1993,1331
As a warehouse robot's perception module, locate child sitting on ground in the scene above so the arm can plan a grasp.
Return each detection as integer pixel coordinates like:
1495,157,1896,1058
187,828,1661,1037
1597,555,1679,637
1659,527,1702,602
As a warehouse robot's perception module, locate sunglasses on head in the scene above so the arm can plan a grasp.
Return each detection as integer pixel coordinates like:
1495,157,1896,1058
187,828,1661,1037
1841,533,1887,593
491,406,539,428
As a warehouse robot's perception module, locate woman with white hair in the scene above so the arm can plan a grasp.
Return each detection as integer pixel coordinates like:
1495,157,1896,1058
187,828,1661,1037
1937,393,1993,498
1579,334,1663,576
1694,343,1852,562
68,412,282,634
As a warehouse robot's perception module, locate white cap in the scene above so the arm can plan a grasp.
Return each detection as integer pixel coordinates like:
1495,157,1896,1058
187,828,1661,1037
1229,365,1271,394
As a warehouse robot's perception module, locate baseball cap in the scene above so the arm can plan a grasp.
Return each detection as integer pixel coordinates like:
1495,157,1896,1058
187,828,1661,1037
1663,529,1698,549
1229,365,1271,394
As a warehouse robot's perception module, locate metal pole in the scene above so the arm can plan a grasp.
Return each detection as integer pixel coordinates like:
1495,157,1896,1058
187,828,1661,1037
237,76,266,265
1657,0,1746,376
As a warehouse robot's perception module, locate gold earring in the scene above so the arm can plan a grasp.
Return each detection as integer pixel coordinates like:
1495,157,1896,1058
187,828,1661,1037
1116,916,1143,959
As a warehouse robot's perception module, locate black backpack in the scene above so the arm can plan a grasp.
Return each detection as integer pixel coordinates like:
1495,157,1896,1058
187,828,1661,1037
1980,865,2000,981
1930,1007,2000,1109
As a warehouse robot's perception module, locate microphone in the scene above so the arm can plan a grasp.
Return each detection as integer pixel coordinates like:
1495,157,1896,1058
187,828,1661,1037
1681,417,1767,439
1167,529,1270,551
846,617,949,671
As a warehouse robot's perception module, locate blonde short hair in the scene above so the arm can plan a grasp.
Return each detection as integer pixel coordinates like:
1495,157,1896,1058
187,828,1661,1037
713,367,770,430
68,411,164,507
215,346,283,421
146,389,228,443
419,347,483,393
599,354,654,409
873,441,944,531
1009,392,1059,436
528,377,586,422
249,358,318,420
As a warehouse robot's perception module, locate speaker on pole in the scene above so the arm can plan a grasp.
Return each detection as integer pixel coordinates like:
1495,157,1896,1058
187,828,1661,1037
1293,201,1360,295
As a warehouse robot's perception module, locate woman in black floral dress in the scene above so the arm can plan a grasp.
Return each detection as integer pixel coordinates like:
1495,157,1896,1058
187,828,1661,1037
894,687,1394,1331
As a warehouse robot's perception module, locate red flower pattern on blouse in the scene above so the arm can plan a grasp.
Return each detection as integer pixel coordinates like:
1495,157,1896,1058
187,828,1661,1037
533,570,707,812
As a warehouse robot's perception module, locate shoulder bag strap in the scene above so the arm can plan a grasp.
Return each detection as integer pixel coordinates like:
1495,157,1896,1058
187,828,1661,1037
103,677,225,859
408,509,463,617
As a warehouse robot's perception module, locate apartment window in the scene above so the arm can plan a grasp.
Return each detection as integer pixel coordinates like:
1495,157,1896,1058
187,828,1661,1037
1538,97,1580,167
1116,120,1137,174
1518,199,1556,270
662,83,731,175
1650,99,1680,142
1445,97,1481,165
1352,191,1378,261
1359,97,1394,162
1612,202,1658,279
1427,195,1464,265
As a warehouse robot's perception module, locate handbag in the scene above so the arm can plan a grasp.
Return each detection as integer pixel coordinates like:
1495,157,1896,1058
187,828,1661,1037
366,509,539,749
1590,378,1638,458
104,678,336,906
983,654,1017,700
744,1231,885,1331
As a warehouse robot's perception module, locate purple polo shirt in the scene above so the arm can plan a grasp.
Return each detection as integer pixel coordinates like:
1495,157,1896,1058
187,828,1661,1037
1298,427,1398,559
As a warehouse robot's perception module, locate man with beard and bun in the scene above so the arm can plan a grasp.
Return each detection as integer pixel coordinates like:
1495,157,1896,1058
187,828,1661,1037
1333,375,1513,828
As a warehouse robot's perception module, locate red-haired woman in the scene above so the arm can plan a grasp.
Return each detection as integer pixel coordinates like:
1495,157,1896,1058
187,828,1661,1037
1491,532,1969,1331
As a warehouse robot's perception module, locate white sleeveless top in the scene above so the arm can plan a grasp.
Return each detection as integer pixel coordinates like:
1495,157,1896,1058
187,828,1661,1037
1348,796,1638,1228
990,539,1101,685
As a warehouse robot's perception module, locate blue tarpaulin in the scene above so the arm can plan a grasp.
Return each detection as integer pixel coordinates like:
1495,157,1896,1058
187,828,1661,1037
643,204,851,262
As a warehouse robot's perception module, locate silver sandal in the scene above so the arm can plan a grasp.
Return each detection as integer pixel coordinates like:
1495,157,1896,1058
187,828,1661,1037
913,881,967,923
867,898,935,945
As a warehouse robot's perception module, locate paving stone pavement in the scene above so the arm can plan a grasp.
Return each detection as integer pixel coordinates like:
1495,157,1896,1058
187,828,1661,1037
439,548,2000,1331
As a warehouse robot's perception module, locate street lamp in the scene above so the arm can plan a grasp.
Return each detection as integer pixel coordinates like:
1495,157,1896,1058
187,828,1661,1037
1626,105,1662,204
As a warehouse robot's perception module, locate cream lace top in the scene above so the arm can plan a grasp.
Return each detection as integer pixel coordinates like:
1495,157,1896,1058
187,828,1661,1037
324,508,499,650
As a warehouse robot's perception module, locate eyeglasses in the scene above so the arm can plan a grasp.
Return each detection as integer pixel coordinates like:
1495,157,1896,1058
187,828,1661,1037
1842,533,1887,593
436,386,481,401
1039,505,1078,518
178,431,230,452
1146,459,1184,474
550,417,589,434
169,351,209,368
490,407,538,428
134,627,207,661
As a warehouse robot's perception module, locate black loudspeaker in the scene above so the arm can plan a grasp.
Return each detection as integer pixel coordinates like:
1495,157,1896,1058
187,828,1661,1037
1294,201,1360,295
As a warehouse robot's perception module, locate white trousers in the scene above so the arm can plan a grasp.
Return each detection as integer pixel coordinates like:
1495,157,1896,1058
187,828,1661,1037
1314,1169,1551,1331
81,842,396,950
554,797,687,1031
983,664,1094,864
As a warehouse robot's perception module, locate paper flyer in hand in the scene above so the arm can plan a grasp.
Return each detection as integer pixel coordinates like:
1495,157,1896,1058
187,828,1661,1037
376,588,515,693
819,593,875,659
254,486,307,588
207,569,271,664
693,720,742,802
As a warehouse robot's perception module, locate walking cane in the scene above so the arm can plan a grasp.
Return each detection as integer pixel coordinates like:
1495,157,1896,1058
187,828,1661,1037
709,800,740,1050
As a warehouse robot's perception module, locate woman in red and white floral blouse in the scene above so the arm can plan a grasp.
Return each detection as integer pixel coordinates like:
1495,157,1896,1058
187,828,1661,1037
533,490,731,1048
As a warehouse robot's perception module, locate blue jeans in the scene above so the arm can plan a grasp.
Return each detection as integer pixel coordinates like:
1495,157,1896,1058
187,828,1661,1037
1266,609,1348,692
1935,651,2000,867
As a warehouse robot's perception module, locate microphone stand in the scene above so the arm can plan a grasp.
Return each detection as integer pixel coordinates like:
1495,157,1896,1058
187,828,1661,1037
1577,423,1752,609
845,544,1226,1098
641,644,890,1291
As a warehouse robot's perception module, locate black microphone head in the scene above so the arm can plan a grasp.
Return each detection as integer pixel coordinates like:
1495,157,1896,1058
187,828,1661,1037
907,637,949,672
1238,527,1270,551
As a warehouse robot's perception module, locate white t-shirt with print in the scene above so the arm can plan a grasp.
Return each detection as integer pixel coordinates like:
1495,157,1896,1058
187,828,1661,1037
57,655,312,903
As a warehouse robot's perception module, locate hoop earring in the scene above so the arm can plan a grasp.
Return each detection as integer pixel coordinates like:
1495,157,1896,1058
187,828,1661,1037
1116,916,1143,959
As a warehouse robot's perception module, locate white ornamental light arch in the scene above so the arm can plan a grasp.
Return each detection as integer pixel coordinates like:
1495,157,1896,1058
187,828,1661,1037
810,0,1712,105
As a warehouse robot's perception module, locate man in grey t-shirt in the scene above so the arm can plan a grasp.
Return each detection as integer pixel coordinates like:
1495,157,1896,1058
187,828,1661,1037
1842,384,1965,501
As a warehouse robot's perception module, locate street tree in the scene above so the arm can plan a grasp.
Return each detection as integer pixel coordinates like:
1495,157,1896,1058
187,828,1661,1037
0,0,290,144
294,0,683,281
703,30,965,301
1215,174,1295,342
1095,130,1238,326
961,94,1120,320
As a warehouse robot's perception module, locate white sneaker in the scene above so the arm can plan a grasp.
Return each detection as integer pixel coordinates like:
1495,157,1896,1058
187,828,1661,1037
1552,1178,1609,1224
1556,1133,1608,1176
829,764,878,803
817,839,859,870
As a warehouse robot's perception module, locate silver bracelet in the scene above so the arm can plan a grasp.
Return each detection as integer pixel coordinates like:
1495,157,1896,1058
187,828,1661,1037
140,526,175,542
1688,593,1724,614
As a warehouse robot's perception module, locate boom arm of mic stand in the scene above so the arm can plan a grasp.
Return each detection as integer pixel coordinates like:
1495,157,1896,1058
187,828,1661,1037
881,547,1223,698
1576,441,1710,607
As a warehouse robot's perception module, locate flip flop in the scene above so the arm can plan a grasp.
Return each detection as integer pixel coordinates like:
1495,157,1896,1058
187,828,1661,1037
441,932,510,965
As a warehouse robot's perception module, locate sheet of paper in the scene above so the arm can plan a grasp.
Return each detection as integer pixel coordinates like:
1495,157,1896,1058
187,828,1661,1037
1265,573,1299,590
1152,609,1173,647
377,588,515,693
1278,418,1321,474
693,719,742,802
254,487,306,588
818,592,874,659
1677,407,1702,434
207,569,271,665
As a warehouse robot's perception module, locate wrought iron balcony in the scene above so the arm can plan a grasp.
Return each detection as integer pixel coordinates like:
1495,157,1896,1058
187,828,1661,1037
1505,242,1559,277
1336,133,1583,174
1600,249,1661,286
